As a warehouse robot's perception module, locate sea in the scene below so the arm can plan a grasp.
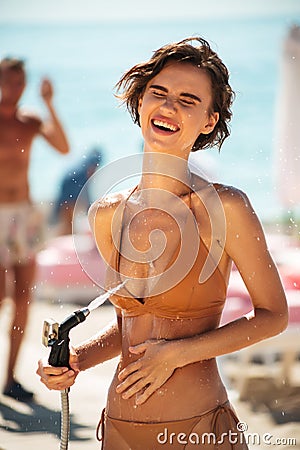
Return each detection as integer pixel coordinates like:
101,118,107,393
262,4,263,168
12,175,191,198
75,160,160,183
1,13,300,222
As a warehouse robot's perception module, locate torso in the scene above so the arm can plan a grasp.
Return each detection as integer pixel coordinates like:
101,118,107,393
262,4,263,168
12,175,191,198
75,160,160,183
108,314,228,422
95,180,232,421
0,109,40,203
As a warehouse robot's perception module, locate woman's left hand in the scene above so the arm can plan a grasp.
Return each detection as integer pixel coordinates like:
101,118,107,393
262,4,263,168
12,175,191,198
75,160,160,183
116,339,178,405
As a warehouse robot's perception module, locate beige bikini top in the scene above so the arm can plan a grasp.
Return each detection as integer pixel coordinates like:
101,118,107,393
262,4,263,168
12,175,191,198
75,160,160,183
106,187,227,319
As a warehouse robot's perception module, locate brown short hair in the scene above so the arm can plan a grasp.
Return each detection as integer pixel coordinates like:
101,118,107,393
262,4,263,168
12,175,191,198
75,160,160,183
115,37,235,151
0,57,25,76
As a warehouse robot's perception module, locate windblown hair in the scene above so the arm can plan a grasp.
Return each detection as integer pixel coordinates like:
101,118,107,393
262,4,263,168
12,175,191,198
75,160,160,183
115,37,235,151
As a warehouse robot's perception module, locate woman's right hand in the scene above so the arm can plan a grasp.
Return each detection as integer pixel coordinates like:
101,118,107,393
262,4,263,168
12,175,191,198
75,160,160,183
36,348,79,391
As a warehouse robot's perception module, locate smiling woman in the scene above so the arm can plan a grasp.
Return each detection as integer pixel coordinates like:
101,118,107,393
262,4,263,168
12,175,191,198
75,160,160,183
37,36,288,450
136,63,219,158
115,37,233,152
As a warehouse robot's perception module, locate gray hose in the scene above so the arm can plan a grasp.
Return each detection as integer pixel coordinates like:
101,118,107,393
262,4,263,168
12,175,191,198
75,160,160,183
60,389,70,450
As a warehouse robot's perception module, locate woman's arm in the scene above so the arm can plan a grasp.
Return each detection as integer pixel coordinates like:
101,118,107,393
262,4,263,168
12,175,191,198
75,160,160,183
73,316,122,371
74,196,124,372
175,187,288,365
116,188,288,404
37,193,125,390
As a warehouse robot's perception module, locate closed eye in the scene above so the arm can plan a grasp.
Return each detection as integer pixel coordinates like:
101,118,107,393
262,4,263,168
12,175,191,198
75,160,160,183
151,89,166,98
179,98,195,106
180,92,202,105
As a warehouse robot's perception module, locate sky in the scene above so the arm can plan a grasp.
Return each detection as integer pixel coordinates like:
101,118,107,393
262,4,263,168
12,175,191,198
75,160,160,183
1,0,300,23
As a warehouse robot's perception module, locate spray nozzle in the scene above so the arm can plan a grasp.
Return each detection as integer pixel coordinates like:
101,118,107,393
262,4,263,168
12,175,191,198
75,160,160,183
42,308,89,368
58,308,90,338
43,281,126,368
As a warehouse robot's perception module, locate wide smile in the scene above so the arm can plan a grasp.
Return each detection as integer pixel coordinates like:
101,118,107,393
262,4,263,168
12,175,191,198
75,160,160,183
151,118,180,134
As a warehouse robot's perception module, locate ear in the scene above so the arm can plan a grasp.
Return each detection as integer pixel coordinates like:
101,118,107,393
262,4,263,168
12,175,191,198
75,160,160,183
202,112,219,135
138,97,143,115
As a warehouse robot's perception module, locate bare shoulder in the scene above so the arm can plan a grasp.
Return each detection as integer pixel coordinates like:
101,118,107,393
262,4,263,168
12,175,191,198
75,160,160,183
89,190,129,217
213,183,265,245
18,108,42,130
88,188,132,233
191,180,251,216
87,190,131,263
213,183,252,212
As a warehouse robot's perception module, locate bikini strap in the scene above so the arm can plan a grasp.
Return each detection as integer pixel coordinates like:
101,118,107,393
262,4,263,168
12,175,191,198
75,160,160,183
96,407,106,448
115,185,138,274
211,401,241,449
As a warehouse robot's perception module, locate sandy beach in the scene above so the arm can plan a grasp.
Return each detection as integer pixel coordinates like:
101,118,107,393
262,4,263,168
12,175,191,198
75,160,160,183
0,293,299,450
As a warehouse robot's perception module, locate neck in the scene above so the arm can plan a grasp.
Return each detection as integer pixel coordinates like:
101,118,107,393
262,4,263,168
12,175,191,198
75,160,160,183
0,100,18,118
140,151,191,196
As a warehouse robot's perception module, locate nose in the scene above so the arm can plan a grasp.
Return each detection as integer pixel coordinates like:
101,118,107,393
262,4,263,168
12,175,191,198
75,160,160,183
160,95,177,115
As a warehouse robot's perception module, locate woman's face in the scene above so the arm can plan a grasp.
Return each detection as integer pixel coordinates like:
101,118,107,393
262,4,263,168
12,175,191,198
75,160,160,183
138,61,219,157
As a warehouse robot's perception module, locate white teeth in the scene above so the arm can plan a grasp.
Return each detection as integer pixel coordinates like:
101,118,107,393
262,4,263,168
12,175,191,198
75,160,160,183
153,120,178,132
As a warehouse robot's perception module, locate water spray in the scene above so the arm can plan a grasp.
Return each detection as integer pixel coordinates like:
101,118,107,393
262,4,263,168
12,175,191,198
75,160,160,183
42,281,126,450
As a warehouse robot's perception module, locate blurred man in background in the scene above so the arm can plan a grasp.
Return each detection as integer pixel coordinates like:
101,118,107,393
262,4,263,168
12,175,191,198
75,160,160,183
0,57,69,401
51,147,103,235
